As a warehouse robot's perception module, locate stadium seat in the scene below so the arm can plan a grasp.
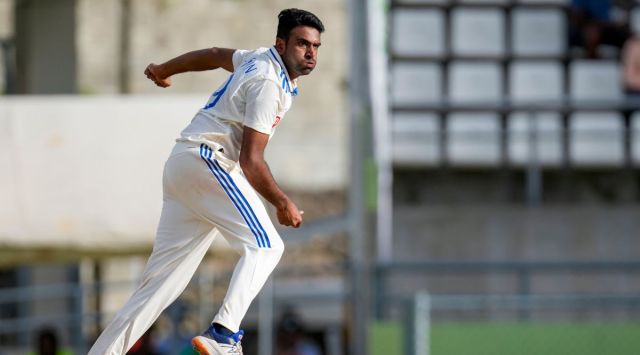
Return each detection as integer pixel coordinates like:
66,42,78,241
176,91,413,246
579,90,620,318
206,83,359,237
511,8,566,57
391,62,442,105
458,0,508,4
395,0,449,4
392,113,441,165
509,61,563,102
451,8,505,57
392,9,445,57
569,112,625,166
630,7,640,34
508,112,562,166
570,60,622,101
515,0,568,4
630,112,640,165
447,113,501,165
449,61,503,104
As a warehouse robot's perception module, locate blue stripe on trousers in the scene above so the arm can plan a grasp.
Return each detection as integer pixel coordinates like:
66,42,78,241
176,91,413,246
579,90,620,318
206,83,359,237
199,144,264,248
205,149,270,248
208,158,272,248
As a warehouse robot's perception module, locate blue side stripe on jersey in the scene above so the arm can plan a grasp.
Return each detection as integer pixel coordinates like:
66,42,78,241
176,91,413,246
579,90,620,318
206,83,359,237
199,144,265,248
268,48,280,65
206,153,269,248
204,74,234,110
209,157,271,248
268,48,295,96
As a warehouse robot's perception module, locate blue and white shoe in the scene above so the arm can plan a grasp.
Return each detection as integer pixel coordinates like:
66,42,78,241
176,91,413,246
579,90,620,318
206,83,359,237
191,324,244,355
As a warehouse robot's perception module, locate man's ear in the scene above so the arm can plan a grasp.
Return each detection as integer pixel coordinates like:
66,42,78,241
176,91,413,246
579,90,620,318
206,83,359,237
275,37,286,55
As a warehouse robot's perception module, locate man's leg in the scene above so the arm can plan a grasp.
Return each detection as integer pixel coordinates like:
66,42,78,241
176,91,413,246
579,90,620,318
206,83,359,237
88,197,215,355
195,146,285,333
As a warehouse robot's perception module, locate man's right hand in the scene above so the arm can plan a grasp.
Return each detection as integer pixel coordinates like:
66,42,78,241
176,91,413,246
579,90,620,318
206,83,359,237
277,199,303,228
144,64,172,88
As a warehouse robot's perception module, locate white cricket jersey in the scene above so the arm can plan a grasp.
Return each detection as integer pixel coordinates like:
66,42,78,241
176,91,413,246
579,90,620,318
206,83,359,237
178,46,298,162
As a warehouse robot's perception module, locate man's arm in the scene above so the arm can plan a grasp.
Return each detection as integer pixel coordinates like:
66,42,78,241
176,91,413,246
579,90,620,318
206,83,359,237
144,47,236,88
239,127,303,228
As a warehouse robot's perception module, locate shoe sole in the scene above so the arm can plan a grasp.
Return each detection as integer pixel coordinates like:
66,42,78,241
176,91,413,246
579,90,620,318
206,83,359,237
192,337,220,355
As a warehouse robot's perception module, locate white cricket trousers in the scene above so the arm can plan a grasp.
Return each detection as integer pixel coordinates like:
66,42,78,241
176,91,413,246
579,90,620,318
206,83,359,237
88,142,284,355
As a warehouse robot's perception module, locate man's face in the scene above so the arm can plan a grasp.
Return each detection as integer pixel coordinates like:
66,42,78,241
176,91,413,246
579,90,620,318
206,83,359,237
276,26,322,79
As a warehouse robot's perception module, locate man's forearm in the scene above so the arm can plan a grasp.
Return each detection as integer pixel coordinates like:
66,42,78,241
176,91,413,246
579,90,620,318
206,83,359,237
158,47,233,77
240,157,289,209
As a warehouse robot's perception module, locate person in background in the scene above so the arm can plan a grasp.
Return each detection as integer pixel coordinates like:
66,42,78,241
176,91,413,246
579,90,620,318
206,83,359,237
29,327,74,355
275,308,321,355
623,31,640,97
569,0,631,58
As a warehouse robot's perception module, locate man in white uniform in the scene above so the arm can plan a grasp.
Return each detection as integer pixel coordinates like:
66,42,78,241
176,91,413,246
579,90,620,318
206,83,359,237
87,8,324,355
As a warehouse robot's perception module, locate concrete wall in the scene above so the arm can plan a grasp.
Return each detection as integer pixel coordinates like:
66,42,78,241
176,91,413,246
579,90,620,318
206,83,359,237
76,0,348,186
15,0,77,93
0,95,345,250
0,0,12,93
390,205,640,296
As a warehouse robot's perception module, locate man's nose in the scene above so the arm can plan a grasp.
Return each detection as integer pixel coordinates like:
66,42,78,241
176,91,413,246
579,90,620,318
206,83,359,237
305,47,316,59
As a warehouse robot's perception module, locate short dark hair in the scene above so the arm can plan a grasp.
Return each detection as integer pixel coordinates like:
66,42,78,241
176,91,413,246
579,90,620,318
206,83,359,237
277,8,325,40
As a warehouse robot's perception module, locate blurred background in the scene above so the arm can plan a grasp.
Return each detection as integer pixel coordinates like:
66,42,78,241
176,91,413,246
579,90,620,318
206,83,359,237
1,0,640,354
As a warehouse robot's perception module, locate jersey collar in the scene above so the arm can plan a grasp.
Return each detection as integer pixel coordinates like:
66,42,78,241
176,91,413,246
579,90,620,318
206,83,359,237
268,46,298,96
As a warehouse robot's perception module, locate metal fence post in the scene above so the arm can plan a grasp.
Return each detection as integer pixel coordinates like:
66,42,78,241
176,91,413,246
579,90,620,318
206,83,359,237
404,291,431,355
258,277,274,355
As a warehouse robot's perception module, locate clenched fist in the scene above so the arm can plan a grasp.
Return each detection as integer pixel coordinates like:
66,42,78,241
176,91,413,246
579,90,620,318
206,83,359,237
144,64,172,88
277,200,303,228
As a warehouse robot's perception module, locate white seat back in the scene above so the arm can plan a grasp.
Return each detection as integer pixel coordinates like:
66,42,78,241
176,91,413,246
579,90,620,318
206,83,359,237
511,8,566,56
508,112,562,166
449,61,502,104
570,112,625,166
392,63,442,105
570,61,622,101
510,61,563,102
393,113,441,165
447,113,501,165
392,9,445,57
451,8,505,56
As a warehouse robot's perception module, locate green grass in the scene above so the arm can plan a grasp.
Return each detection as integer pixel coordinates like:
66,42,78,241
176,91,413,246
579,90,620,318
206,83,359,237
370,321,640,355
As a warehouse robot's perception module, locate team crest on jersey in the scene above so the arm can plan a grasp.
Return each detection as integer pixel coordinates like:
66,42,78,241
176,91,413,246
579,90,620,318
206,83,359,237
272,116,282,128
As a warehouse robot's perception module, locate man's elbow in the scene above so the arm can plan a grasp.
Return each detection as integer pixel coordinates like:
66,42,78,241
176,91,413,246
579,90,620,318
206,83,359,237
239,154,262,173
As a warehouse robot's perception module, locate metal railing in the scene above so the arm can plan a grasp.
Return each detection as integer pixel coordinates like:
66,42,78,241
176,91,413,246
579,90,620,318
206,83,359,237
0,36,15,94
400,291,640,355
376,260,640,320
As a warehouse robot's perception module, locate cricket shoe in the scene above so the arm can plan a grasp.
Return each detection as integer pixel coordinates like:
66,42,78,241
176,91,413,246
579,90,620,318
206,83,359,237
192,324,244,355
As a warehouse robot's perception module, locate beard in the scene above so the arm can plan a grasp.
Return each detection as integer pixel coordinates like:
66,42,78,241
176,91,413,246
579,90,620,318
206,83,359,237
292,60,315,76
295,65,314,76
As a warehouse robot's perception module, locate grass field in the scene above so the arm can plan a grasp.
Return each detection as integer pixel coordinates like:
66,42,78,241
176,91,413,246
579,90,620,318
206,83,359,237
370,321,640,355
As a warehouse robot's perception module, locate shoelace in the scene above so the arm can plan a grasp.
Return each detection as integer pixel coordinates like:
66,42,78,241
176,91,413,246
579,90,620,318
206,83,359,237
230,329,243,353
230,342,242,354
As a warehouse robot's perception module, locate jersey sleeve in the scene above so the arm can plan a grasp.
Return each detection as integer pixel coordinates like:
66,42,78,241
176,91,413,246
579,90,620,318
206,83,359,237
243,79,281,135
232,49,251,71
